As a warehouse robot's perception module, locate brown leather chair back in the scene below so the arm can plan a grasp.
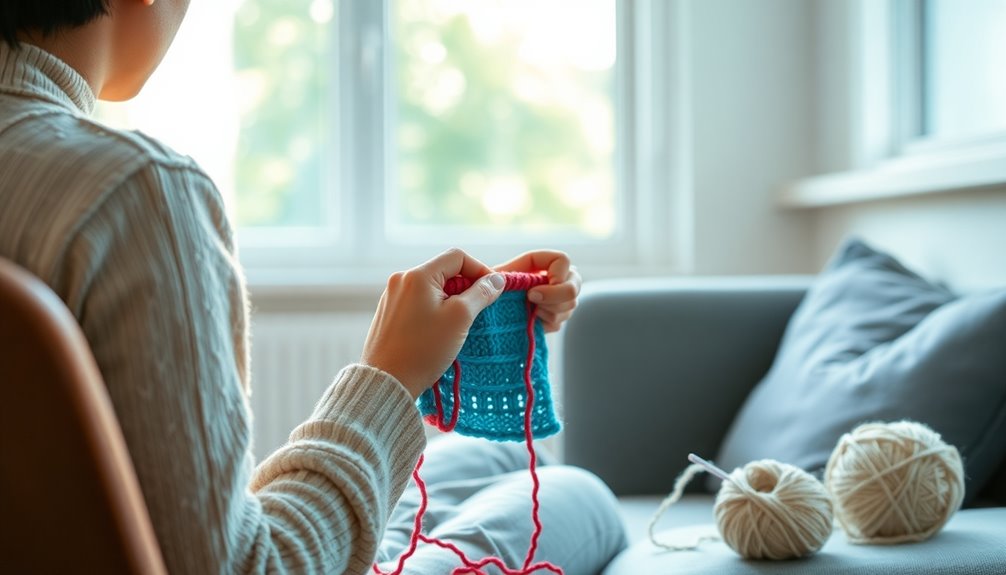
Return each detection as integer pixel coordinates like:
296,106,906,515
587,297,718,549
0,259,166,574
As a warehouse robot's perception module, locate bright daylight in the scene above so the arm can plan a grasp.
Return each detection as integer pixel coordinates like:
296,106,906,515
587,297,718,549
103,0,617,241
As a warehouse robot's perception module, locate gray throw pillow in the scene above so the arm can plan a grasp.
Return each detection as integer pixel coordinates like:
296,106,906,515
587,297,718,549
714,238,1006,506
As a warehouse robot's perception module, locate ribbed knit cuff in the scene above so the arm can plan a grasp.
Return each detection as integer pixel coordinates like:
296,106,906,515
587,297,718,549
300,364,426,483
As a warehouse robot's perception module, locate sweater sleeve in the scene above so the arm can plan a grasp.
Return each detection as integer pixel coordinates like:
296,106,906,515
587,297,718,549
53,159,426,574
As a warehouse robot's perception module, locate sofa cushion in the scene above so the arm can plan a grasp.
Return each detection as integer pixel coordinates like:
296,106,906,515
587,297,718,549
714,238,1006,505
618,494,715,543
605,507,1006,575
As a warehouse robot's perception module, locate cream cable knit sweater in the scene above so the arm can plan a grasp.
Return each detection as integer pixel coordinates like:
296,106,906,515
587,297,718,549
0,43,425,574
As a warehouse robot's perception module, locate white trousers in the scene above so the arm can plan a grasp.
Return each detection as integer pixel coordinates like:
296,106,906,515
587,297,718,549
375,435,628,575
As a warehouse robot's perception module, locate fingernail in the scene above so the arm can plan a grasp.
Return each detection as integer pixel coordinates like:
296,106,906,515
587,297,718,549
488,273,505,290
528,290,543,303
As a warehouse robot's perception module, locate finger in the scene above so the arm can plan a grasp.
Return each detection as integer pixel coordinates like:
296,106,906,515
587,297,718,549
495,250,570,281
449,272,506,321
545,256,571,285
540,319,562,333
535,307,558,325
537,298,577,315
536,307,573,327
419,248,494,286
528,265,579,303
527,280,579,306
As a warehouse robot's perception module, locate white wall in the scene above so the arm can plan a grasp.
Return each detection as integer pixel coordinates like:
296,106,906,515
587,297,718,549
806,0,1006,292
659,0,1006,288
675,0,817,276
811,189,1006,293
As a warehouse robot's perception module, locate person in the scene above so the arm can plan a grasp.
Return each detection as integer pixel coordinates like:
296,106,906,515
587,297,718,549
0,1,628,573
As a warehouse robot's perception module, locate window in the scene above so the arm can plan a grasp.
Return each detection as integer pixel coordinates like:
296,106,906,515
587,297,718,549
390,0,616,240
99,0,676,279
784,0,1006,207
882,0,1006,155
232,0,335,229
921,0,1006,144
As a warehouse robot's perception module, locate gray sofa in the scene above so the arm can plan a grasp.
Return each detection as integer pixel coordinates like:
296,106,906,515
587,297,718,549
560,277,1006,574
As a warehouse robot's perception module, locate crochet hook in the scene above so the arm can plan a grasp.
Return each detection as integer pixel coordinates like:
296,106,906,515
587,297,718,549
688,453,736,485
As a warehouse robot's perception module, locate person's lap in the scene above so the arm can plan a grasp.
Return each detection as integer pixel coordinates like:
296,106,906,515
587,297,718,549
377,435,627,574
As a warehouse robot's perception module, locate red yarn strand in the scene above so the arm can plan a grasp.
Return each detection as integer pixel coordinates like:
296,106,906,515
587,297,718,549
522,299,544,570
442,272,549,296
374,273,562,575
372,454,430,575
429,360,462,432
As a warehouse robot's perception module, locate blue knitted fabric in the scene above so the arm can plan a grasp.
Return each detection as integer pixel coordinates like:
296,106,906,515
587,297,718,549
418,290,562,442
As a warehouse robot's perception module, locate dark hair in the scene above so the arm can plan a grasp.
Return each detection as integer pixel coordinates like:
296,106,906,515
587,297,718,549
1,1,110,47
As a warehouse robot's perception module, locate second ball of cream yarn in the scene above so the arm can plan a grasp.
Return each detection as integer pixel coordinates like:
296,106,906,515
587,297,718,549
715,459,833,560
825,420,964,544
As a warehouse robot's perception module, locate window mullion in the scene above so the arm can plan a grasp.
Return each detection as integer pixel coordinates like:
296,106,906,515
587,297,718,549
339,0,387,267
893,0,925,153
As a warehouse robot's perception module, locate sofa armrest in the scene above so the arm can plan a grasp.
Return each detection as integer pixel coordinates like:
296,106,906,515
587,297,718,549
560,276,812,495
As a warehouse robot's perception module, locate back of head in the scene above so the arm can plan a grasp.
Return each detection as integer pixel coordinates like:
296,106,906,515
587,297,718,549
1,1,109,47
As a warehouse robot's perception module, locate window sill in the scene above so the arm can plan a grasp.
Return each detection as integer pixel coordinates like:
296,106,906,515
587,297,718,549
780,138,1006,209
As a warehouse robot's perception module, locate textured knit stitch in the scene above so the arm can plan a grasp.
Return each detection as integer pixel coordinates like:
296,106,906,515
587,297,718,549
418,275,562,442
0,43,426,574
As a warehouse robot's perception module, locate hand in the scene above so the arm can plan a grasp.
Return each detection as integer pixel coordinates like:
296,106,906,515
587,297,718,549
494,250,581,333
361,248,506,399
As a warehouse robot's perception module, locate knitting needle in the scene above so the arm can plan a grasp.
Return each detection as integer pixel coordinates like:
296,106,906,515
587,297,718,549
688,453,736,485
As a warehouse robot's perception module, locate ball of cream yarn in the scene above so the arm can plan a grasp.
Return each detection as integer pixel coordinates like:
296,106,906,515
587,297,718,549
825,420,964,544
714,459,833,560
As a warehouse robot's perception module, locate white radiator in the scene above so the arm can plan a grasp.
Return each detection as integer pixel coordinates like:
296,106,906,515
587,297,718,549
248,312,374,459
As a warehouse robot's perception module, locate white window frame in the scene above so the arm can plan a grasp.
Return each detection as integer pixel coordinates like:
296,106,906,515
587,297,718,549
240,0,681,288
781,0,1006,208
